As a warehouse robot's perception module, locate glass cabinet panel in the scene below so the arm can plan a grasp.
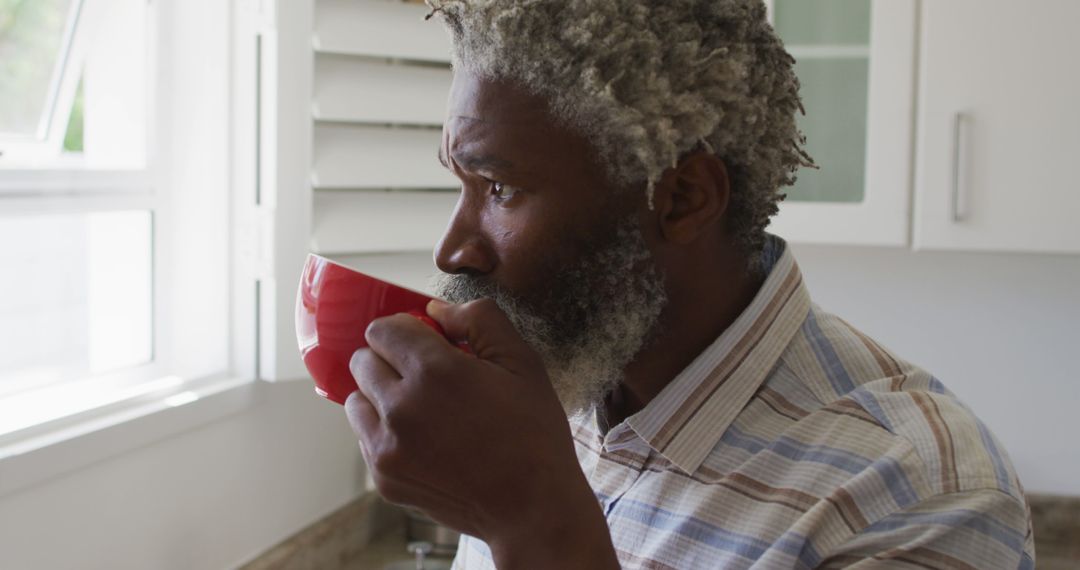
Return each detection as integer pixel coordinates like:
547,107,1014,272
771,0,872,203
773,0,871,45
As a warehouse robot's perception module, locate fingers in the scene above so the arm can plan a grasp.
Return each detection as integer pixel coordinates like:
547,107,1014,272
349,348,402,420
344,389,381,444
426,298,540,372
364,313,461,378
345,390,416,509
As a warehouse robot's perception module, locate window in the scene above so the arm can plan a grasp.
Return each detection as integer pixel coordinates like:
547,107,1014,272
0,0,238,441
0,0,147,167
0,211,152,401
0,0,82,148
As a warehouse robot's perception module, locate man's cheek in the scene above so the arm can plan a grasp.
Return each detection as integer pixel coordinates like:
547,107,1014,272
503,242,578,293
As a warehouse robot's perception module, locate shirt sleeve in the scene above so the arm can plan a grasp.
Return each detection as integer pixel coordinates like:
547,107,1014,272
819,487,1035,569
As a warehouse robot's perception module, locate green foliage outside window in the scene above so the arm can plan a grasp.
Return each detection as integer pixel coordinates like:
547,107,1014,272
0,0,76,137
63,78,83,152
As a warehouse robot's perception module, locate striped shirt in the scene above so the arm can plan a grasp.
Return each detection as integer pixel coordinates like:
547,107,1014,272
453,235,1035,569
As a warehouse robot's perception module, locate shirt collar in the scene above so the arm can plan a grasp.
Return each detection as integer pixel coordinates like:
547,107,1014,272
623,234,811,475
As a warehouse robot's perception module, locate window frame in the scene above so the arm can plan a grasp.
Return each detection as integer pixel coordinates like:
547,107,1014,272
0,0,165,414
0,0,259,494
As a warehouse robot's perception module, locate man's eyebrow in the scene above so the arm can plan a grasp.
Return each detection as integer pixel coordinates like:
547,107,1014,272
436,146,514,172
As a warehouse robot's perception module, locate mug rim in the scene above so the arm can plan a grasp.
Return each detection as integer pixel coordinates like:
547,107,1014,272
304,252,443,302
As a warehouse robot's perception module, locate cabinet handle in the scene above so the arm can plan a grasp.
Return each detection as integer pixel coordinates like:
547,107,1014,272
951,112,970,223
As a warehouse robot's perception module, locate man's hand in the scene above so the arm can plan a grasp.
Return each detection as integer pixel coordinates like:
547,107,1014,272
345,298,618,569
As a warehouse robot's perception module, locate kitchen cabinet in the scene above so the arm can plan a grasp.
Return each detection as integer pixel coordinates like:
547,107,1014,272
912,0,1080,253
768,0,917,247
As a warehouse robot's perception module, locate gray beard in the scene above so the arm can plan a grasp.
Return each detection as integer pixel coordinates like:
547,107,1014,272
430,215,668,416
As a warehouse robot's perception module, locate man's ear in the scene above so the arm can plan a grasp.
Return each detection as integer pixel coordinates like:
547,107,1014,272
651,150,731,245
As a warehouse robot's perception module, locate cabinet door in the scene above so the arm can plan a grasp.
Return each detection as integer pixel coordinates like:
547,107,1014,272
913,0,1080,253
768,0,917,247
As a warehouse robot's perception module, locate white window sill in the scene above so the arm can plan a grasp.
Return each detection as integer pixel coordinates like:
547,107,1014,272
0,375,257,498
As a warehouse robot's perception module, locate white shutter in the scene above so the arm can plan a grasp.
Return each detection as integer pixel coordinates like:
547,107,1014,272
311,124,454,189
311,191,456,255
256,0,455,381
312,0,452,63
310,0,458,257
313,55,451,124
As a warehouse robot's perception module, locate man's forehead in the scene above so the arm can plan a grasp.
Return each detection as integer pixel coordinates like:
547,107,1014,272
441,70,608,189
446,71,554,127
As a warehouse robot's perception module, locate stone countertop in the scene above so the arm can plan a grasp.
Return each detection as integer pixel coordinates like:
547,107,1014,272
240,493,455,570
1030,494,1080,570
341,515,455,570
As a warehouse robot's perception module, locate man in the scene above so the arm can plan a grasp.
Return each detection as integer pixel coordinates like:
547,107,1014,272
345,1,1035,568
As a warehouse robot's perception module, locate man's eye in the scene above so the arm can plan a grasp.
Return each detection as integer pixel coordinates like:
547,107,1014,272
491,181,520,202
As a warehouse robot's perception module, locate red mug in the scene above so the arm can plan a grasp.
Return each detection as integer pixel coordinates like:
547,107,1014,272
295,254,467,405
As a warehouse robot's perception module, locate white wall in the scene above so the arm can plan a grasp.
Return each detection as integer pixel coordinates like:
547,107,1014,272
0,381,365,570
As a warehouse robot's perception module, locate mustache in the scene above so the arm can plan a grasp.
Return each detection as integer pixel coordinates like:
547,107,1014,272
431,272,503,304
430,271,561,351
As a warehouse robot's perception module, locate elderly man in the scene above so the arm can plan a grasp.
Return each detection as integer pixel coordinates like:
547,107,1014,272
345,1,1035,568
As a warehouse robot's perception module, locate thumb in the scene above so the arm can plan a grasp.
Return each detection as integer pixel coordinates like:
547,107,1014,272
426,298,542,374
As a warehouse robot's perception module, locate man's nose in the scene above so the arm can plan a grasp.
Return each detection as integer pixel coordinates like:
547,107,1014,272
434,195,495,275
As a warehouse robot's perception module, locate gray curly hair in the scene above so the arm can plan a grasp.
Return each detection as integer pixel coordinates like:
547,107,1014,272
425,0,813,257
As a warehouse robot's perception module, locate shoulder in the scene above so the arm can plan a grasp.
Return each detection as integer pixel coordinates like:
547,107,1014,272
823,486,1035,568
845,374,1022,499
777,305,1022,497
764,306,1033,562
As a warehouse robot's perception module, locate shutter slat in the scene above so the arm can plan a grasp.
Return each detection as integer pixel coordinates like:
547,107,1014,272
313,55,451,125
313,0,452,63
312,124,456,189
310,0,457,259
312,190,458,254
